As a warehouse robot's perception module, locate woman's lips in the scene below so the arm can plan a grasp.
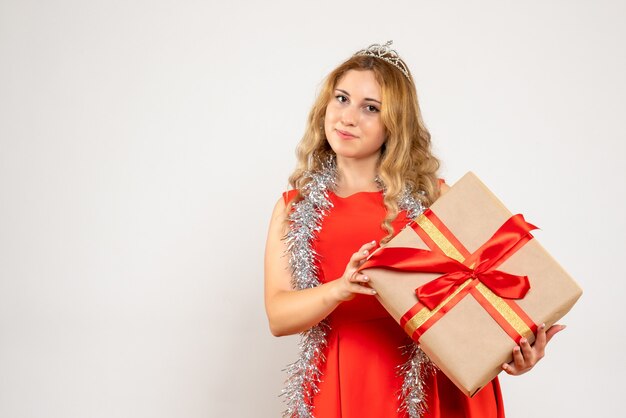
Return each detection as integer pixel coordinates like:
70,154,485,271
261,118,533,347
336,129,357,139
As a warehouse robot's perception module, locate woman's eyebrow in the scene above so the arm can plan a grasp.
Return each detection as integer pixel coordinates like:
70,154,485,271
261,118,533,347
335,89,382,105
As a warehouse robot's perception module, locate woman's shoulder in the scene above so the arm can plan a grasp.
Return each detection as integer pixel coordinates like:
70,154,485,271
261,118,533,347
282,189,298,206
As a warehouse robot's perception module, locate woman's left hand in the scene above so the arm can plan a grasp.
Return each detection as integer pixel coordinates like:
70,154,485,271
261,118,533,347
501,323,566,376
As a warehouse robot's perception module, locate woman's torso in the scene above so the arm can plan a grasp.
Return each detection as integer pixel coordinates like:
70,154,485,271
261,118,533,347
284,187,505,418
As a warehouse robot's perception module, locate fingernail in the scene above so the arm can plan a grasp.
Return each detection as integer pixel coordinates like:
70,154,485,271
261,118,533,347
363,250,369,255
540,323,546,329
371,289,377,295
520,338,526,344
362,276,369,282
371,240,376,245
514,347,520,352
502,364,508,370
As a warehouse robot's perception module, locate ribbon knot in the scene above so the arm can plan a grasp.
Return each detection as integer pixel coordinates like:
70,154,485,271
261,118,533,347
359,213,538,311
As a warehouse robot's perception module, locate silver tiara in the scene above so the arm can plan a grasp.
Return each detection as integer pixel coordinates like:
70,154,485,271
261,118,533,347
354,40,410,79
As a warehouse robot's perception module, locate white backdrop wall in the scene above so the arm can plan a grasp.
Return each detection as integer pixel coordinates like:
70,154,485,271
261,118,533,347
1,1,624,417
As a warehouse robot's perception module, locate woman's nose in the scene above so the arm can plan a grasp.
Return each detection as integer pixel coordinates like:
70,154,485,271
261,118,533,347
341,105,358,126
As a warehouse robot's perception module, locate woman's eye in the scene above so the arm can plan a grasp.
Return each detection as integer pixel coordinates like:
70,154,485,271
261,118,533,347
336,95,347,103
366,105,380,113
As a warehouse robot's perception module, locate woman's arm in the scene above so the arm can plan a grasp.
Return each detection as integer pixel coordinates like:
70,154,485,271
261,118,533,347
264,197,376,337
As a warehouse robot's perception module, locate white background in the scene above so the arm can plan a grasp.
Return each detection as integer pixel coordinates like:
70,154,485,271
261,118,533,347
1,1,624,417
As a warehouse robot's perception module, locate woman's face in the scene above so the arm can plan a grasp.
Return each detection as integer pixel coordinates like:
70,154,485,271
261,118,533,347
324,69,386,160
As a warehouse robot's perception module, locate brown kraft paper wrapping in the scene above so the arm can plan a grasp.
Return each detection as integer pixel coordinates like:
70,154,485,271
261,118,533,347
362,172,583,396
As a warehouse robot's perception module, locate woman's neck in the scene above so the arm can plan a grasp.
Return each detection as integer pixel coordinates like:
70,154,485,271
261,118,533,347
335,154,380,194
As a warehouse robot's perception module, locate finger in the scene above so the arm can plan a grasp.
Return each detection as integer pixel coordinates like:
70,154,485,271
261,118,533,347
519,338,535,365
357,240,378,254
350,242,376,265
357,256,374,267
501,362,516,375
350,273,370,284
512,346,526,369
545,324,566,344
349,250,367,265
532,323,547,359
350,283,377,296
534,323,547,350
347,267,358,282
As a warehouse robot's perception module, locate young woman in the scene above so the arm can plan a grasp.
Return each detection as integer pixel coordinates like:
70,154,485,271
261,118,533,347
264,41,564,418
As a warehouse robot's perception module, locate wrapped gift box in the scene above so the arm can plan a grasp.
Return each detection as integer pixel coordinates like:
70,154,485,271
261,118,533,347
360,172,583,396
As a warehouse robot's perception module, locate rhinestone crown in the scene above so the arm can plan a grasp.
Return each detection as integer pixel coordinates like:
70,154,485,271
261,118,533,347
354,40,411,79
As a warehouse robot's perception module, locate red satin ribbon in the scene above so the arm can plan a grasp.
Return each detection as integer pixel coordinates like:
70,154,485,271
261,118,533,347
359,214,538,311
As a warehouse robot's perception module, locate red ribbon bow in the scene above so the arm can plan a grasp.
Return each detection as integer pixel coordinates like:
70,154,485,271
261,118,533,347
359,214,538,310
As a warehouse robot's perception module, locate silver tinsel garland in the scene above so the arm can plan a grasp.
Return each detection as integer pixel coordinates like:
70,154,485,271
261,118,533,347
397,343,436,417
385,181,436,418
281,156,435,418
281,158,336,418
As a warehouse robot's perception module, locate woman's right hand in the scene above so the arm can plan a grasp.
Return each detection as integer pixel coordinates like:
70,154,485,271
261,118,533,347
265,195,379,336
329,240,379,303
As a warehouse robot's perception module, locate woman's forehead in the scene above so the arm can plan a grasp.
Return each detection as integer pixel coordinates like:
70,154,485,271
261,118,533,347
335,70,382,100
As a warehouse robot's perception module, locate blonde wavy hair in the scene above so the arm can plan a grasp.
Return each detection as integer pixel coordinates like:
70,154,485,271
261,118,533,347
288,54,441,244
